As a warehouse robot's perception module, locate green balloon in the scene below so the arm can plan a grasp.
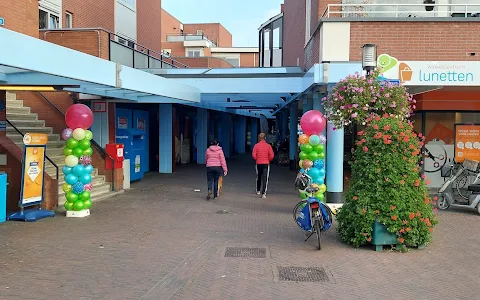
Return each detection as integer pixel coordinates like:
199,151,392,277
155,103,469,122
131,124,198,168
79,191,91,201
313,144,325,153
66,191,78,203
72,147,84,158
79,139,91,150
314,192,325,201
300,144,313,154
63,147,73,156
299,151,309,160
318,152,325,159
64,201,74,211
300,192,308,199
66,138,79,149
73,200,85,211
83,199,93,209
62,183,72,193
309,151,320,161
83,147,93,156
85,130,93,140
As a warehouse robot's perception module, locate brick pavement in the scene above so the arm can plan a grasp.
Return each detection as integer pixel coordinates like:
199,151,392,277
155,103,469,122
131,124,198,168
1,155,480,300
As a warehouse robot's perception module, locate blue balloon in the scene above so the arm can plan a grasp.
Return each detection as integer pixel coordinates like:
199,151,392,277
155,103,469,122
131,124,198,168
62,166,72,175
308,167,321,179
318,168,325,177
65,174,78,185
309,135,320,146
84,164,94,174
314,177,324,185
314,160,324,168
72,165,85,177
72,182,85,194
79,173,92,184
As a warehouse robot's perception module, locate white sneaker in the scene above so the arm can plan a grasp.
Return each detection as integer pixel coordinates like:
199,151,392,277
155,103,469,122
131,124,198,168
262,194,267,199
256,191,261,195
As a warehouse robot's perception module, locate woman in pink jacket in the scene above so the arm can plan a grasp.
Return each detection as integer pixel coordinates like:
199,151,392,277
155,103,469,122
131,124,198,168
205,139,228,200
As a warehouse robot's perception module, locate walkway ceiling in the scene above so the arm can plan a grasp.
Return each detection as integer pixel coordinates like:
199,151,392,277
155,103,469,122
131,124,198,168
0,28,200,103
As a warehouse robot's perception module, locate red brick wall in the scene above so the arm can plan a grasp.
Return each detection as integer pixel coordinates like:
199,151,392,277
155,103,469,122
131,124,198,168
63,0,114,32
349,22,480,61
283,0,306,67
240,53,257,67
137,0,162,52
183,24,232,47
41,30,110,60
318,0,341,19
161,41,186,57
304,31,320,70
161,9,183,42
0,0,38,37
173,57,233,68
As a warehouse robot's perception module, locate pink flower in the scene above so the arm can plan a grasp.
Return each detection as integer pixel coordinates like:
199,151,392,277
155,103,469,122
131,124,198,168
351,113,358,118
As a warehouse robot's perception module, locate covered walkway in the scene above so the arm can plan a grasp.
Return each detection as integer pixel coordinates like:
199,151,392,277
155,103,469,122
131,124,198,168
0,156,479,299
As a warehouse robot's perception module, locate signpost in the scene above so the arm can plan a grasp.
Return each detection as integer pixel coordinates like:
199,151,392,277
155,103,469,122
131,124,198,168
454,124,480,163
8,133,55,222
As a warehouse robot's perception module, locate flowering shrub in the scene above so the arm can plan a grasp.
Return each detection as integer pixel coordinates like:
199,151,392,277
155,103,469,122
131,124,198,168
323,70,415,129
336,115,438,248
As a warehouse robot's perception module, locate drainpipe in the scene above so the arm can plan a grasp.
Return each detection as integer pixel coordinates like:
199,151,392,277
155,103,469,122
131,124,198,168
43,28,102,58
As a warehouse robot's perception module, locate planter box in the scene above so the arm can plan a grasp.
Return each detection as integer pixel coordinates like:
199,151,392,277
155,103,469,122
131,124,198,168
372,220,398,252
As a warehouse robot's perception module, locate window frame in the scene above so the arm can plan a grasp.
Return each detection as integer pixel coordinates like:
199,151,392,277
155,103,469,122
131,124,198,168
305,0,312,44
186,49,202,57
39,8,60,29
65,12,73,28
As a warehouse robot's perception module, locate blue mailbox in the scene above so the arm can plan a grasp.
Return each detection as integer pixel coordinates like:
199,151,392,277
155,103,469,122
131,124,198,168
116,128,146,181
0,172,6,223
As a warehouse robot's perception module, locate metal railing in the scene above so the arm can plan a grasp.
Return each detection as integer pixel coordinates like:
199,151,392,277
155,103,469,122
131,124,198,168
5,119,59,181
323,3,480,18
166,33,217,47
37,92,116,192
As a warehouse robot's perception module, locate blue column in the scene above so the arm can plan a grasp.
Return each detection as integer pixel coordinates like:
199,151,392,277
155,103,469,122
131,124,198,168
196,108,208,164
250,118,258,147
289,103,298,169
281,111,288,141
159,104,173,173
219,113,231,158
326,122,344,203
235,116,246,154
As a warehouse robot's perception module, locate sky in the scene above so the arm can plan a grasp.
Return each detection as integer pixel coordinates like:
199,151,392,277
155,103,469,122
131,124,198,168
162,0,284,47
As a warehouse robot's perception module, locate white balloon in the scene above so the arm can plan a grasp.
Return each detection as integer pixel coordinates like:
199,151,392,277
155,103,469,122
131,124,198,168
65,155,79,167
72,128,86,141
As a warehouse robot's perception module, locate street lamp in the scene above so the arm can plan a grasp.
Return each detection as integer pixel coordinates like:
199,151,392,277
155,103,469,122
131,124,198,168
361,44,377,75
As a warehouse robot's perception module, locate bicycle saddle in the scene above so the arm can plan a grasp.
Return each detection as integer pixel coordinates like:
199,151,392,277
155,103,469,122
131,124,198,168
306,186,320,194
468,184,480,193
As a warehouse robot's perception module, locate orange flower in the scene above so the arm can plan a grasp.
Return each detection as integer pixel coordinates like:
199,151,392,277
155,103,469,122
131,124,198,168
416,211,421,217
399,228,405,233
424,198,430,204
384,125,391,130
406,227,411,232
373,125,379,130
374,132,383,139
412,150,420,156
384,139,392,145
398,238,405,243
363,146,369,152
358,131,364,136
403,175,408,178
421,174,426,179
357,140,363,146
377,168,381,173
374,210,380,214
429,228,434,232
374,116,381,121
414,179,421,187
390,205,396,210
409,213,415,219
426,179,431,185
391,215,398,221
433,196,438,201
404,136,410,142
400,180,405,185
409,144,415,149
402,220,408,225
361,209,367,214
353,196,358,200
385,178,390,182
367,237,372,242
363,233,368,236
383,113,389,118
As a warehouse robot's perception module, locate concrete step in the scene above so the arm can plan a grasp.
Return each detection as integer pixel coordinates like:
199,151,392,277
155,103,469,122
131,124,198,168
7,119,45,127
6,112,38,121
6,99,23,108
6,126,53,135
6,106,30,114
58,182,112,204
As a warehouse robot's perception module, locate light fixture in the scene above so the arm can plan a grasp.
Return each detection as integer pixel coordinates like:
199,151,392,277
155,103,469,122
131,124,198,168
0,86,56,91
361,44,377,74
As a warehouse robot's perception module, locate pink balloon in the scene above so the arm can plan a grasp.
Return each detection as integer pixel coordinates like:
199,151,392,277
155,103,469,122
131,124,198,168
300,110,326,136
65,104,93,130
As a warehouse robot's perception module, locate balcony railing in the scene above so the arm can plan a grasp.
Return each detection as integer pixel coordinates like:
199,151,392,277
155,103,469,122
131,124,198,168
166,33,217,47
109,32,189,68
323,3,480,18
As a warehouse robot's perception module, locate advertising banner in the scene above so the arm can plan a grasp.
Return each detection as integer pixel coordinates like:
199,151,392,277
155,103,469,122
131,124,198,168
20,133,48,206
454,124,480,163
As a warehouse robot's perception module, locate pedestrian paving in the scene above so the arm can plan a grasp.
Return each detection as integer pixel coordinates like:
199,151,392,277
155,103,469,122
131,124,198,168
1,155,479,300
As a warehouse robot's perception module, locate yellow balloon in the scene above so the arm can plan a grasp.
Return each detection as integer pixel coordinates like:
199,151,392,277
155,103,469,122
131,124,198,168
72,128,86,141
65,155,79,167
319,184,327,194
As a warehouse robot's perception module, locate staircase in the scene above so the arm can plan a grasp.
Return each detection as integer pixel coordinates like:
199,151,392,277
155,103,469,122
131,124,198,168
5,92,115,207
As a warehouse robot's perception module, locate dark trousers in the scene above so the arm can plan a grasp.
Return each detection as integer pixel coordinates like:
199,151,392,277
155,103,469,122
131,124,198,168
207,166,223,197
256,164,270,195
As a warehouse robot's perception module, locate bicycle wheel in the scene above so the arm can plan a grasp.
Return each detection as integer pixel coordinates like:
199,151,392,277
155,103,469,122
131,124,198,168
454,174,469,200
314,219,322,250
293,200,307,229
436,195,450,210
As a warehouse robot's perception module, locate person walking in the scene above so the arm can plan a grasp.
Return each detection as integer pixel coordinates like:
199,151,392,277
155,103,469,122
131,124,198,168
205,139,228,200
252,133,274,198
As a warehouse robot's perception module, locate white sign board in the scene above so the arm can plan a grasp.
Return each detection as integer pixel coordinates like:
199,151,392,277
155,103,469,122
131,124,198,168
378,54,480,86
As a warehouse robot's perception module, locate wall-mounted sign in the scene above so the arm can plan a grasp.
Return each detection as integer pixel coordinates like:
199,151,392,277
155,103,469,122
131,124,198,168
92,101,107,112
454,124,480,163
117,117,128,129
137,118,145,131
0,18,4,26
378,54,480,86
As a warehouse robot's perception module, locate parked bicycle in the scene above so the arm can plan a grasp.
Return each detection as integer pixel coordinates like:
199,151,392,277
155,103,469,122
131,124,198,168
293,172,333,250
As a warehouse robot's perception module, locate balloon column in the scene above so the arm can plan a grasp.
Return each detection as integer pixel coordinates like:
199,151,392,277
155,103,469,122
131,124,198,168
297,110,327,201
61,104,94,213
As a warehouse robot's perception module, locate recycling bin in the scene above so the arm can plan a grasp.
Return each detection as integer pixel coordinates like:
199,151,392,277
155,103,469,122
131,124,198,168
0,172,7,223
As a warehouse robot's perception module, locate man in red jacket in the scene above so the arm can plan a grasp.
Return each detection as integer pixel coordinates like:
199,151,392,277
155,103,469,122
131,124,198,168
252,133,275,198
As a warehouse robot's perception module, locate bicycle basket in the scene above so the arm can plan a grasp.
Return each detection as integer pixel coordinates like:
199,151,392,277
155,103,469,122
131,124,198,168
462,159,480,172
294,173,310,190
440,164,453,178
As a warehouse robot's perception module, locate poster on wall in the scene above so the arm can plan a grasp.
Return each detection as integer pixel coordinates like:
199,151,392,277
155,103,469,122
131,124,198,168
137,118,145,131
20,133,48,206
118,117,128,129
454,124,480,163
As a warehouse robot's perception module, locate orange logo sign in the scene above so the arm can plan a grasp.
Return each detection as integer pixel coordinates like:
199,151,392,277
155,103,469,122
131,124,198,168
23,133,48,146
398,62,413,84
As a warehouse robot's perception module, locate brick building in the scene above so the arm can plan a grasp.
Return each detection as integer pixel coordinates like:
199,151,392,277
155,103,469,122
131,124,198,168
161,9,258,68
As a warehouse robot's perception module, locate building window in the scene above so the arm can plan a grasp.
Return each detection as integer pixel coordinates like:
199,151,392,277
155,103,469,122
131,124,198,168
187,49,201,57
118,0,136,10
65,12,73,28
225,58,240,67
39,9,59,29
196,30,203,36
305,0,311,43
